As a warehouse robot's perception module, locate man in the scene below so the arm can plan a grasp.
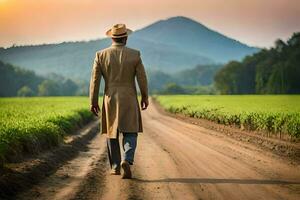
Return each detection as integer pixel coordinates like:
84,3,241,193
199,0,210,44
89,24,149,179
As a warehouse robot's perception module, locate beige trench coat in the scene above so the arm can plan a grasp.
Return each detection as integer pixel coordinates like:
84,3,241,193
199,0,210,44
89,42,148,138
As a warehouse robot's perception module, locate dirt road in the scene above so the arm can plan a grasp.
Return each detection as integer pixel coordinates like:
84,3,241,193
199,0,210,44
17,99,300,200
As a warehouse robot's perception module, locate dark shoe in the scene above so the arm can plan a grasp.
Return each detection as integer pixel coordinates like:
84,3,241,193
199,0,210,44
110,169,121,175
121,160,132,179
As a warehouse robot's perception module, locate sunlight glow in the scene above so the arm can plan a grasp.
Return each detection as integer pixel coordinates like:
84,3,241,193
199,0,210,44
0,0,299,48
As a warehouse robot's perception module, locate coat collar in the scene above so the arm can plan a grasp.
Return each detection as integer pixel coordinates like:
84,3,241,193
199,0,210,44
111,42,126,47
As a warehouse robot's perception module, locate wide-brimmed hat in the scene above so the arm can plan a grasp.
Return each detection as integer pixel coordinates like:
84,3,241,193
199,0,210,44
106,24,132,38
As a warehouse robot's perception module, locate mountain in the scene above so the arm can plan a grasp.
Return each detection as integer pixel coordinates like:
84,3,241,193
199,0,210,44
0,16,258,81
133,16,258,62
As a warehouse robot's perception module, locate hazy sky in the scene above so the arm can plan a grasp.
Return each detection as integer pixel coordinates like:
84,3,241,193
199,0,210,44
0,0,299,48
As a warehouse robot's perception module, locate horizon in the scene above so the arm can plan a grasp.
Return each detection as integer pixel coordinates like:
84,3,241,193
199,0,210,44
1,0,300,48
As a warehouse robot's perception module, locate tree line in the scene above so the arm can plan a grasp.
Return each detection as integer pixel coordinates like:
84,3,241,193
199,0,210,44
1,59,220,97
2,32,299,96
0,61,87,97
148,64,222,94
214,32,300,94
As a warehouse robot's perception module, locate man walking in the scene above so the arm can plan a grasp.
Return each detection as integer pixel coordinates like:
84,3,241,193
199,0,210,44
89,24,149,179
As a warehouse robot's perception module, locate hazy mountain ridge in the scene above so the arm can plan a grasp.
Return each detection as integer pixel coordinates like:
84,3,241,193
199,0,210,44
133,16,258,62
148,63,223,92
0,60,82,97
0,16,258,80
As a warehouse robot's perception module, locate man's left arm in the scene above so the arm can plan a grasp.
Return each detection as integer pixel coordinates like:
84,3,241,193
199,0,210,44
89,52,102,116
135,51,149,110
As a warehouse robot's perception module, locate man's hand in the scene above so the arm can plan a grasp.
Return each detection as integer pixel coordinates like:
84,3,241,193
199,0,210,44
90,104,100,116
141,98,149,110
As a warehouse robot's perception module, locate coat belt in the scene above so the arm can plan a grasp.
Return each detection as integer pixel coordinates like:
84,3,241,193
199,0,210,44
108,82,135,89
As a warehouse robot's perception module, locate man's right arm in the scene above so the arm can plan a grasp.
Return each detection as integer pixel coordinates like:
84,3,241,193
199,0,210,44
89,52,102,116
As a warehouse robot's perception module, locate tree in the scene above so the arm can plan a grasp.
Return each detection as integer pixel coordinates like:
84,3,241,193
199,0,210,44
214,61,241,94
162,82,186,94
38,80,61,96
173,64,222,86
214,32,300,94
62,79,78,96
0,61,43,96
17,86,35,97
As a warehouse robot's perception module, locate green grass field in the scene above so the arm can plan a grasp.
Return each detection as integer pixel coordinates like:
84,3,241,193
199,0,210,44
0,97,95,165
155,95,300,139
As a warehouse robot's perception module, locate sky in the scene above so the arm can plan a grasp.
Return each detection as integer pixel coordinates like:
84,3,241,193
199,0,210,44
0,0,299,48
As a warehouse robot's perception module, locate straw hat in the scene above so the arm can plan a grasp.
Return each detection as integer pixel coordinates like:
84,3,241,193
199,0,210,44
106,24,132,38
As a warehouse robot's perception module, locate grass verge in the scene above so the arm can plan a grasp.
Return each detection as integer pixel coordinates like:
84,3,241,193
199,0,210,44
0,97,98,167
154,95,300,140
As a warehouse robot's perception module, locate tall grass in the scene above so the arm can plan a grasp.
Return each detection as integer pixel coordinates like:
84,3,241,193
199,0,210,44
155,95,300,139
0,97,96,166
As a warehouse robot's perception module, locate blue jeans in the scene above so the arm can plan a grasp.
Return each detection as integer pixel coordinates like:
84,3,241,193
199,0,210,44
107,130,138,171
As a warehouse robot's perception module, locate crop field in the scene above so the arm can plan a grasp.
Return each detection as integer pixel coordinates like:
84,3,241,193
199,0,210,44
155,95,300,139
0,97,96,165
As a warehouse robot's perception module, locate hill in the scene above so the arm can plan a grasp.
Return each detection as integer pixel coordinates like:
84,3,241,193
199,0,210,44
133,16,258,62
0,60,82,96
0,16,258,81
